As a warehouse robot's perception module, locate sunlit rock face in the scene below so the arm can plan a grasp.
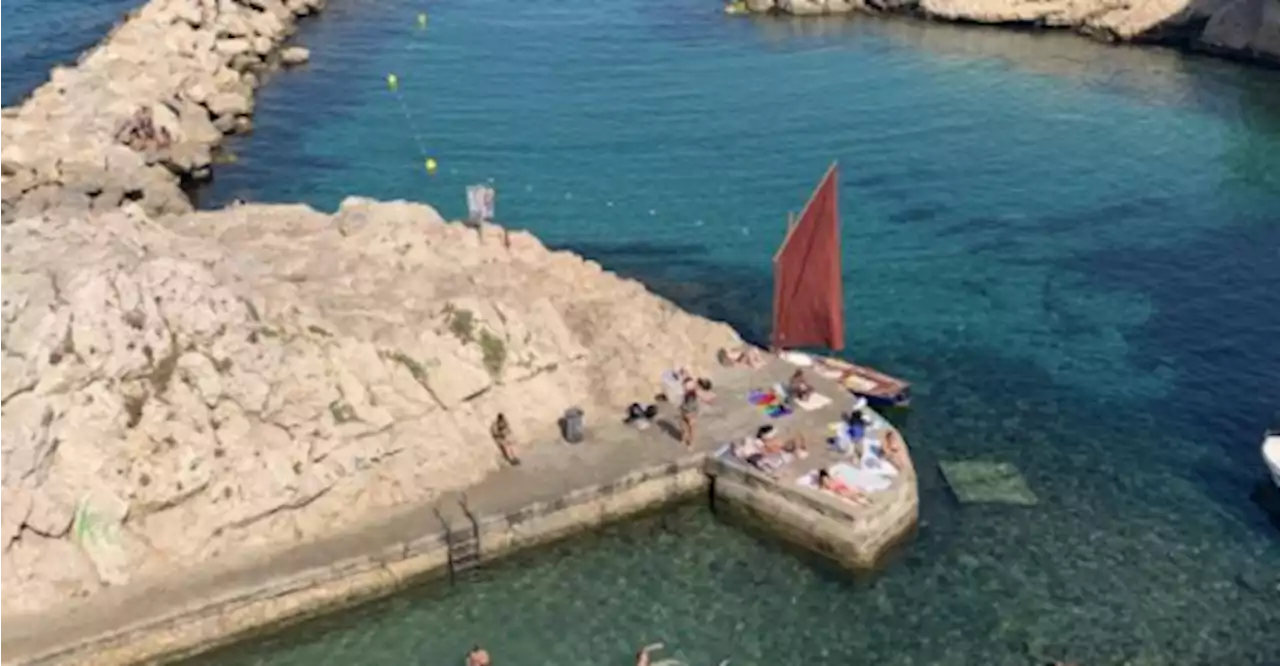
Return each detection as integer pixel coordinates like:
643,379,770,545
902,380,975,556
0,198,741,616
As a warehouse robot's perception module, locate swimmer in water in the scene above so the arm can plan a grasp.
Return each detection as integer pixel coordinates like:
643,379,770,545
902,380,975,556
466,645,491,666
635,642,664,666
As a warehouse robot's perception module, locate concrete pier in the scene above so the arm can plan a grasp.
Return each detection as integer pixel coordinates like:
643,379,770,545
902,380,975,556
0,356,918,666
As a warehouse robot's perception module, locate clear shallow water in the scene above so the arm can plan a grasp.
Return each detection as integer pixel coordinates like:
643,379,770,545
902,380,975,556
8,0,1280,663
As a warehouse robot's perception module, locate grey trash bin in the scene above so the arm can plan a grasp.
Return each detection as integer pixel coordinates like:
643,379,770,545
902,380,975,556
562,407,585,444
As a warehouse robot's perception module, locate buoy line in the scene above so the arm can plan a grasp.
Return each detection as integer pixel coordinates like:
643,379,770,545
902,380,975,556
381,8,761,245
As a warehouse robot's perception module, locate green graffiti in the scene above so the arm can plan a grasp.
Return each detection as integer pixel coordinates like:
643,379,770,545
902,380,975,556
72,498,116,546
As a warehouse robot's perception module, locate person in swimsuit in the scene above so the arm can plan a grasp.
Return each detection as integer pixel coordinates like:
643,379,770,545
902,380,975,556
466,645,491,666
787,369,814,402
679,388,700,448
490,413,520,466
817,468,869,505
882,428,911,472
718,345,765,368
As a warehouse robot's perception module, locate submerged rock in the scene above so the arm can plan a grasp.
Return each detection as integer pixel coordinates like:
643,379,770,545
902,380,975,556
0,199,740,616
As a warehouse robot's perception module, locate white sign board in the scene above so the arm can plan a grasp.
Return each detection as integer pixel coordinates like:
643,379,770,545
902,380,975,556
466,185,495,223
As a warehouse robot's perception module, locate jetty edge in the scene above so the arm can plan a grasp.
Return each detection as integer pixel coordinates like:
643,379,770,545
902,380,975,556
1,345,917,666
1,0,326,222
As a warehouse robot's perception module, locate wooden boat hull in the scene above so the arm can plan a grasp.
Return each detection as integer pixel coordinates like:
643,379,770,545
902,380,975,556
810,356,912,409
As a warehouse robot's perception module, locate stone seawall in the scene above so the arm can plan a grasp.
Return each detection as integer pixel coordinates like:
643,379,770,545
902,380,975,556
707,455,919,572
1,456,709,666
1,0,325,221
735,0,1280,67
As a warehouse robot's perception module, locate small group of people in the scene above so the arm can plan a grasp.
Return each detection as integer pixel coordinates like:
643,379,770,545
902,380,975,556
831,405,910,473
730,424,809,476
114,106,172,153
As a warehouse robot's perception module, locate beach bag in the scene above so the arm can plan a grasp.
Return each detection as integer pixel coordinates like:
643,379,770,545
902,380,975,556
562,407,585,444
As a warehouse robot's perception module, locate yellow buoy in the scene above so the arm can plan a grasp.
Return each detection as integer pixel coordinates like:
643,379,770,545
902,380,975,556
386,73,399,91
425,158,438,174
417,12,428,28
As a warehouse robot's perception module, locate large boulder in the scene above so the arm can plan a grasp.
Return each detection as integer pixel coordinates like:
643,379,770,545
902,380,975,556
1198,0,1280,63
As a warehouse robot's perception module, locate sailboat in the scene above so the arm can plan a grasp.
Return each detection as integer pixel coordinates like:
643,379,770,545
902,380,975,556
771,161,912,409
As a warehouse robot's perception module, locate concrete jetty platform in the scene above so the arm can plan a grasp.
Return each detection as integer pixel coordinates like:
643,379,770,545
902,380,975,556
0,355,918,666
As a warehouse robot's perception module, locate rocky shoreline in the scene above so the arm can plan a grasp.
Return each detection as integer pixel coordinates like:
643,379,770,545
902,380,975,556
0,0,744,622
736,0,1280,66
1,195,741,618
1,0,323,222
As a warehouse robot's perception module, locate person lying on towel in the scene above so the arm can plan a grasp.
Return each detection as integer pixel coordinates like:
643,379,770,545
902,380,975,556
817,468,870,505
718,345,766,369
758,425,809,459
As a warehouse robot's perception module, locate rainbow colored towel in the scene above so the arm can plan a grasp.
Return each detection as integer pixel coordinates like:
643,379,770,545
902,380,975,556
747,389,792,418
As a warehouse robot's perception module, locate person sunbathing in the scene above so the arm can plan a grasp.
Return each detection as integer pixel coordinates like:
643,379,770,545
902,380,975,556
783,432,809,459
817,468,870,505
756,425,781,454
882,428,911,471
788,369,813,402
718,345,765,369
732,436,765,466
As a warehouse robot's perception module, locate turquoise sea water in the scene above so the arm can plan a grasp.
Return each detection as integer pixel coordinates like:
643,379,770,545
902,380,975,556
1,0,138,105
6,0,1280,664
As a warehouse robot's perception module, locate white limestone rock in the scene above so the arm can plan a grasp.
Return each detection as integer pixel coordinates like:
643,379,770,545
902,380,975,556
280,45,310,66
0,200,742,618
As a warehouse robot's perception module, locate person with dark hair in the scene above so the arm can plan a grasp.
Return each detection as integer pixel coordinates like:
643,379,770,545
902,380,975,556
679,387,700,448
788,369,813,402
490,413,520,466
625,402,659,430
817,468,869,505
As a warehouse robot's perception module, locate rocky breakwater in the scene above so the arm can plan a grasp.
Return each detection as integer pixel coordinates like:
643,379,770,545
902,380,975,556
739,0,1280,65
0,0,324,222
0,198,741,618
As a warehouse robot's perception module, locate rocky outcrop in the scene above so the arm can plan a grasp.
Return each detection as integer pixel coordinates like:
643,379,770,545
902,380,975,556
0,198,741,616
0,0,326,221
738,0,1280,66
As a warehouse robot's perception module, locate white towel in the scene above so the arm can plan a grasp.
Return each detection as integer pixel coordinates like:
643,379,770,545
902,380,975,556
795,393,832,411
832,462,895,493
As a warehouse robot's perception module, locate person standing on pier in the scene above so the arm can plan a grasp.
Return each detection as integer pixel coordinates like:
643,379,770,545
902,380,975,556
679,386,701,448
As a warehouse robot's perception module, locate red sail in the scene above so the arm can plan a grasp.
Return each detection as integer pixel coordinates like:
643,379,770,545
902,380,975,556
772,162,845,351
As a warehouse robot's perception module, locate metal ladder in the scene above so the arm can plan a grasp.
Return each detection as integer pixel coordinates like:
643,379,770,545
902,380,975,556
446,504,482,582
